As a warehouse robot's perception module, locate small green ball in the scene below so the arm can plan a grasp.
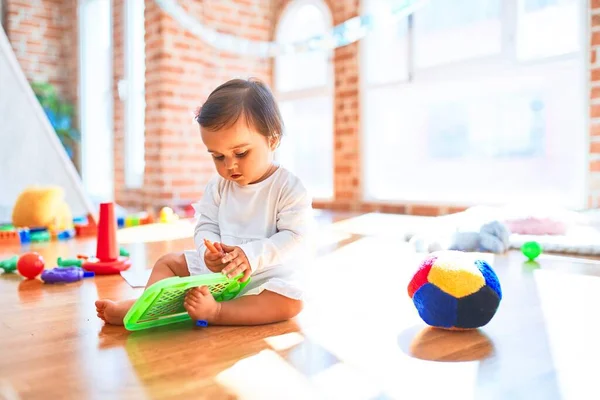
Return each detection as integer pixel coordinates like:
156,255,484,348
522,241,542,260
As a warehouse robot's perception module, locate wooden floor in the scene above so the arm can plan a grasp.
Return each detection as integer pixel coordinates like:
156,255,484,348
2,212,600,399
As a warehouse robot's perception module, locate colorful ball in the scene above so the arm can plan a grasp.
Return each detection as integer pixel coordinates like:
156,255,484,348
407,251,502,330
17,252,45,279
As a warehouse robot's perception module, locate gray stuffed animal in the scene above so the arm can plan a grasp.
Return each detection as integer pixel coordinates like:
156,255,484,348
409,220,511,254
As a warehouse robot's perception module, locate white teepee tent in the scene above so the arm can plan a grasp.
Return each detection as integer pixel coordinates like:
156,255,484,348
0,27,96,224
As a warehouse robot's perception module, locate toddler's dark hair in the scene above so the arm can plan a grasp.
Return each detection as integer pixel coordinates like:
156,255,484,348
196,78,284,144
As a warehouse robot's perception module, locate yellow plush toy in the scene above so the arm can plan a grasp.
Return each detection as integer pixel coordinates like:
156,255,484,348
11,186,74,234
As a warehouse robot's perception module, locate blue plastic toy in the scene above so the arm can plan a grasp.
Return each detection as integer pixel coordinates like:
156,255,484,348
41,267,95,283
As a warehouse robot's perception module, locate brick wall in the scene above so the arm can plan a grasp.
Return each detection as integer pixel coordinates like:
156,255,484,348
329,1,362,211
4,0,79,166
4,0,77,107
113,0,273,208
591,1,600,208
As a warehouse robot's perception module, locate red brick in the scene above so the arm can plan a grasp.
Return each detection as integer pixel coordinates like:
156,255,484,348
591,142,600,154
380,204,407,214
591,104,600,118
447,206,468,214
409,205,442,216
591,161,600,172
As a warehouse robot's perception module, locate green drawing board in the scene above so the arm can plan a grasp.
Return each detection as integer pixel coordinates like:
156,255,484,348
123,273,250,331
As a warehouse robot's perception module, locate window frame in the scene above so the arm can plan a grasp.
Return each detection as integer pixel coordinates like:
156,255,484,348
359,0,589,208
273,0,336,200
274,0,335,100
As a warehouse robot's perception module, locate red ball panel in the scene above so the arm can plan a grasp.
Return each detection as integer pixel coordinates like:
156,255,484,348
407,255,437,298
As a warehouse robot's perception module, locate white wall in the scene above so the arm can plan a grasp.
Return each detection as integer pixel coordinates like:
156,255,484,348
0,28,95,222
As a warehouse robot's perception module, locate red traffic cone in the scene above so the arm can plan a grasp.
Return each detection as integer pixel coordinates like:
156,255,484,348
82,202,131,275
97,202,118,262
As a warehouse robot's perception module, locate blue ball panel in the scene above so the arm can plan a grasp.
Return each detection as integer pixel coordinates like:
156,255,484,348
475,260,502,300
412,283,458,328
456,285,500,329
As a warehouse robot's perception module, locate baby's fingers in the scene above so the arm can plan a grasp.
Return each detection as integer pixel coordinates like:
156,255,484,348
223,260,249,280
240,267,251,283
221,257,241,276
221,249,239,264
205,251,223,261
204,238,219,253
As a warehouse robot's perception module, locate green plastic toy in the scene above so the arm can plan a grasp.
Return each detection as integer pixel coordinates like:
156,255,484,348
57,257,83,268
0,224,14,231
521,241,542,260
123,273,250,331
0,255,18,273
30,231,51,242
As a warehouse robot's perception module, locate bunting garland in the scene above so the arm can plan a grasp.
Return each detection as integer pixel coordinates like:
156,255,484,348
154,0,426,57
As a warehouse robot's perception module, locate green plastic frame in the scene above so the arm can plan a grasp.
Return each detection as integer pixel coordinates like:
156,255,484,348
123,273,250,331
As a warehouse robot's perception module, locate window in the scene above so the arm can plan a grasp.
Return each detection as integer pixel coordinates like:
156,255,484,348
413,0,502,68
79,0,113,202
363,0,409,84
123,0,146,188
274,0,334,200
361,0,586,208
516,0,580,60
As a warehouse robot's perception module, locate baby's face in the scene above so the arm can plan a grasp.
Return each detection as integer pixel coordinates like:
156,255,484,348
201,117,276,186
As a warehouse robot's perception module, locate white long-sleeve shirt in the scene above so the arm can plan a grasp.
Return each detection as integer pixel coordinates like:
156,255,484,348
191,166,314,276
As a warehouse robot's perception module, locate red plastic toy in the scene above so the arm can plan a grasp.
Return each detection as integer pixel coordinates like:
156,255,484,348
17,252,45,279
82,202,131,275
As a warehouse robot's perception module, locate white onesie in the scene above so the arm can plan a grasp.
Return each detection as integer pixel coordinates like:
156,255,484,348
183,166,314,300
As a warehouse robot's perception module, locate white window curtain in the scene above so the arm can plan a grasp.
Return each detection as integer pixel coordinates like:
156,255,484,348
361,0,586,208
274,0,334,200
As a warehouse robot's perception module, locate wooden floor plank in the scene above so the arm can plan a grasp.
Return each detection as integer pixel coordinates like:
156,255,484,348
1,214,600,399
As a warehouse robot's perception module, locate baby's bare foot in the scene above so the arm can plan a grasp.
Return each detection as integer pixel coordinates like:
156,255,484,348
95,299,135,325
183,286,221,323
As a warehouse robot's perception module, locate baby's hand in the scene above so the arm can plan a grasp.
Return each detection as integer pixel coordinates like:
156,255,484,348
220,244,251,282
204,241,226,273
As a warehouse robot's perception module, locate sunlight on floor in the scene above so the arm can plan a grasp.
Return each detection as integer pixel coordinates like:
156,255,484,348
263,332,305,351
536,253,600,266
215,350,317,400
313,229,353,248
215,348,387,400
534,269,600,399
116,220,196,244
294,234,492,399
298,325,482,399
308,362,383,400
330,213,437,237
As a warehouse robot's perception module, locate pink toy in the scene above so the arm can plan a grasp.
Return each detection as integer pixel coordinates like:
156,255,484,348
17,252,45,279
503,217,567,236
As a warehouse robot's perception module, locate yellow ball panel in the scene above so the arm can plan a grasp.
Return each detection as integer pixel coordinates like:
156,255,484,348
428,254,485,298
